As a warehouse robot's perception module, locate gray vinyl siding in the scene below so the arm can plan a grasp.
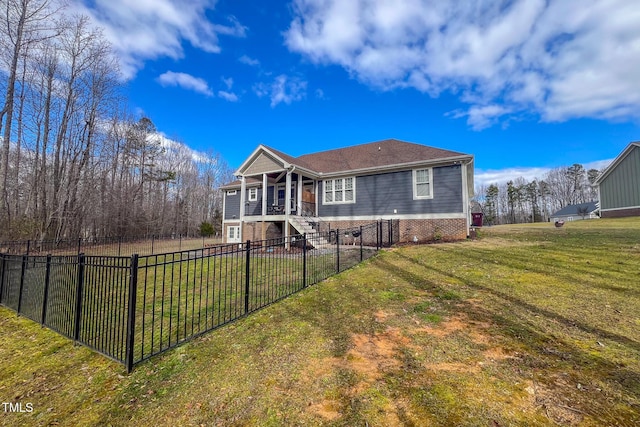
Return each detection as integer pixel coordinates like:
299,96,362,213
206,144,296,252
267,187,275,207
318,165,463,217
224,191,240,220
250,186,277,214
245,187,264,216
600,146,640,210
225,186,276,218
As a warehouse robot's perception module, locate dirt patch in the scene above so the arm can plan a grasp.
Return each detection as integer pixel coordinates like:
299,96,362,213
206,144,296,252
308,400,341,421
427,362,481,374
304,327,410,422
348,327,408,380
418,314,467,337
374,310,390,323
483,347,514,361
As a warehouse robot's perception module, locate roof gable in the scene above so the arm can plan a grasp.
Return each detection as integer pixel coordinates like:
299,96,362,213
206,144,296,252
244,152,283,175
595,142,640,184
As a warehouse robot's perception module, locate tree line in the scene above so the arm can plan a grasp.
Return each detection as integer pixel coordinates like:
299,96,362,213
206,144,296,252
475,163,601,225
0,0,233,241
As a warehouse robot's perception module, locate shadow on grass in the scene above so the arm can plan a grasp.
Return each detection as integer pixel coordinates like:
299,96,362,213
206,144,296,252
453,245,640,298
375,253,640,404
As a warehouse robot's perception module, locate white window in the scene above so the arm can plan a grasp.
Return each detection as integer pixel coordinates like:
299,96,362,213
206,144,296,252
227,190,237,196
413,168,433,199
323,177,355,204
248,187,258,202
227,226,240,243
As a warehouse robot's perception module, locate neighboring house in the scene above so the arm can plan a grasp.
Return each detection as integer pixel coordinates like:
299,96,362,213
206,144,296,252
221,139,474,244
595,141,640,218
551,201,600,223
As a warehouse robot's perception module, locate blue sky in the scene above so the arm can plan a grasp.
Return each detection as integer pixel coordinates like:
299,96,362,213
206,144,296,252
72,0,640,186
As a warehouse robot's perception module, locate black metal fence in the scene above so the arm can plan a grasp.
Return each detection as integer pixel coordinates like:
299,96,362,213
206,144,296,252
0,234,220,257
0,220,398,372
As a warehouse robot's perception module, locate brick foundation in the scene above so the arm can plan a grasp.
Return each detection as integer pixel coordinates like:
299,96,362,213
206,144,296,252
235,218,469,244
601,208,640,218
242,221,283,241
399,218,468,242
326,218,468,243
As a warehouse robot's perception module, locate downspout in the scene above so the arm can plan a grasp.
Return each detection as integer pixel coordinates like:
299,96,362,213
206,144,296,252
285,165,296,249
221,189,227,241
240,175,246,242
461,159,473,237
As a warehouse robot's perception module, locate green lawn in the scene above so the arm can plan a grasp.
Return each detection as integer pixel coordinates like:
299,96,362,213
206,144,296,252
1,217,639,426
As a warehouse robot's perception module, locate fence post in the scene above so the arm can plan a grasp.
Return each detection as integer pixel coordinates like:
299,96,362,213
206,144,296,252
303,233,307,288
360,226,363,261
26,240,31,256
336,228,340,274
151,235,155,255
40,254,52,325
244,240,251,314
0,254,5,304
73,254,86,341
17,255,27,314
77,238,82,256
125,254,139,373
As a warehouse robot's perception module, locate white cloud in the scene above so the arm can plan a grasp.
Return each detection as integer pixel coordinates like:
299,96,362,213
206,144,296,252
286,0,640,127
157,71,213,96
475,167,552,188
221,77,234,90
218,91,239,102
474,159,614,188
254,75,307,107
153,131,210,164
70,0,246,79
217,77,239,101
449,105,512,131
239,55,260,66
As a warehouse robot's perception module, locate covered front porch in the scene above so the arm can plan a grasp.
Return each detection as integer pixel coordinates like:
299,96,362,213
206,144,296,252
240,172,318,219
236,145,321,243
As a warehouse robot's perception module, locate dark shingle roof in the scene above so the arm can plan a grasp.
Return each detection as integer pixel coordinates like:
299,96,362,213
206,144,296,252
225,139,472,188
294,139,469,174
220,177,262,189
552,201,599,217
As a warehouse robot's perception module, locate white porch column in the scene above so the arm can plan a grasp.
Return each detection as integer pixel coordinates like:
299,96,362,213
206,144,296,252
285,170,291,249
262,173,268,240
240,176,246,242
297,174,303,215
315,180,319,217
262,173,268,217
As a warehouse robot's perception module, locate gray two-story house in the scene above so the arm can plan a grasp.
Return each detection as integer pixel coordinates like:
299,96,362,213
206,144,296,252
221,139,474,244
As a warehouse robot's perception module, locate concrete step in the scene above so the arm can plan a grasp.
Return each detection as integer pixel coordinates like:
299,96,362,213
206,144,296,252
289,217,331,248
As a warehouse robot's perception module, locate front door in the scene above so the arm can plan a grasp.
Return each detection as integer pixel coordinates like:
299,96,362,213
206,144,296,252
302,182,316,216
276,184,296,213
227,225,241,243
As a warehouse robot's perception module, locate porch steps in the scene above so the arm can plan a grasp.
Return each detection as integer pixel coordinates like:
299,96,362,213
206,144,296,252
288,217,331,248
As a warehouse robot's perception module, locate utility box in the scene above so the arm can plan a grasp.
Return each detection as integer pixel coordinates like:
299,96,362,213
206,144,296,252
471,212,483,227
